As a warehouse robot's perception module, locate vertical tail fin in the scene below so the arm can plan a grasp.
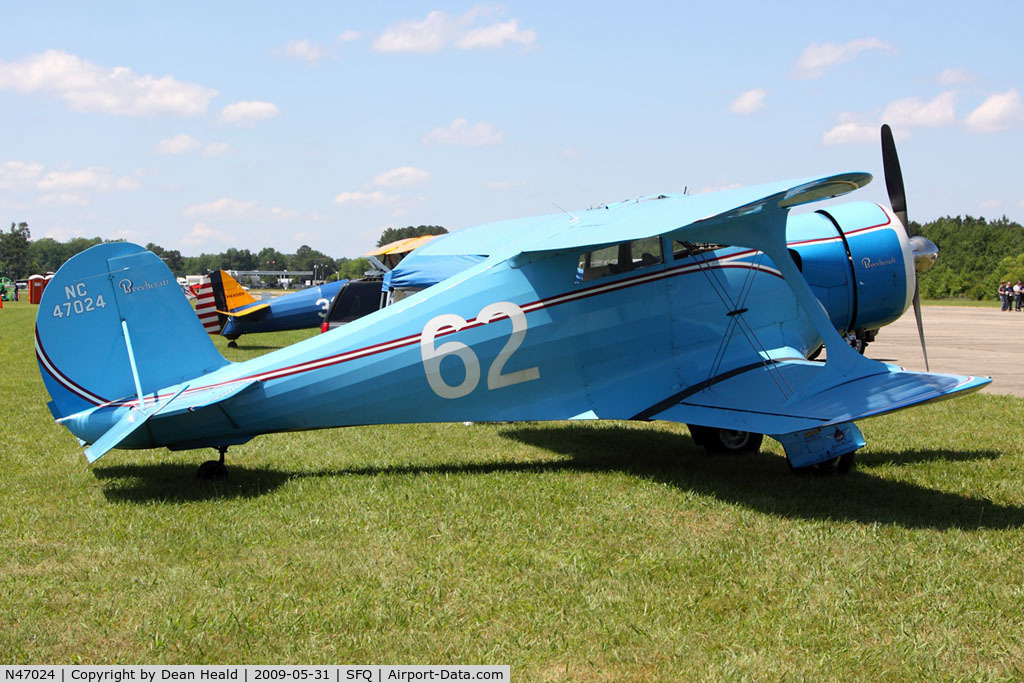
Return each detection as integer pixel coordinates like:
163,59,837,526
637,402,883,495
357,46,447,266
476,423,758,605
193,270,258,335
212,270,258,310
36,243,230,420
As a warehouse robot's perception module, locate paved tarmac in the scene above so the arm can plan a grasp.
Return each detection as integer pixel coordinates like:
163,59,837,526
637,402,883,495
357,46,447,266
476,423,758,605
864,305,1022,396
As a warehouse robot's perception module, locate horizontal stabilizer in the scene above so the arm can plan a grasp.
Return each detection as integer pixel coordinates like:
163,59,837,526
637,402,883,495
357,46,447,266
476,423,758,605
84,387,186,463
640,359,989,437
155,378,261,418
220,302,271,319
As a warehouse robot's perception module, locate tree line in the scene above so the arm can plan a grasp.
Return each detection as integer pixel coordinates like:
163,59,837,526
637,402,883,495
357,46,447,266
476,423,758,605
9,215,1019,301
0,223,447,283
915,215,1024,301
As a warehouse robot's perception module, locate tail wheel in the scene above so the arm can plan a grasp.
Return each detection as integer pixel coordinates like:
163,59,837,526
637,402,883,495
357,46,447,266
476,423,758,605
688,425,763,454
788,451,856,475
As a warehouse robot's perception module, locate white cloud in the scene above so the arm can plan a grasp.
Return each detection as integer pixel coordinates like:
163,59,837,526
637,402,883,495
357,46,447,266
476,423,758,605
269,206,300,219
337,30,361,43
0,161,44,189
374,10,450,53
201,142,231,157
373,7,536,53
730,89,766,115
881,91,957,128
792,38,894,79
277,40,331,66
456,20,537,50
38,192,88,206
44,225,90,241
562,147,581,158
182,198,258,217
333,190,399,206
0,49,215,116
965,90,1024,133
155,134,201,155
181,222,234,247
221,100,280,125
822,122,878,146
156,134,229,157
372,166,431,187
938,68,976,85
37,166,139,192
422,118,503,146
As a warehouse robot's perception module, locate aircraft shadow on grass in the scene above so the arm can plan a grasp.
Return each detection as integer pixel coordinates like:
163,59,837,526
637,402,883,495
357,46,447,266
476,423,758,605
501,425,1018,531
94,424,1019,531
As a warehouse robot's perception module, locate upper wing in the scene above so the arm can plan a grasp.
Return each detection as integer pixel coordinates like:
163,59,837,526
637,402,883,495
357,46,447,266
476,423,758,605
403,173,870,262
518,173,871,256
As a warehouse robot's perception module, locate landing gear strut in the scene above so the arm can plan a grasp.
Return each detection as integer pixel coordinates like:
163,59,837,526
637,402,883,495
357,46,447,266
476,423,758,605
197,445,229,480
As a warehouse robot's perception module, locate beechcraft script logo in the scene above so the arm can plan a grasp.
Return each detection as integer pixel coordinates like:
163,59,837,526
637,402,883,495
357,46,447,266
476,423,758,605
860,256,897,270
118,277,170,294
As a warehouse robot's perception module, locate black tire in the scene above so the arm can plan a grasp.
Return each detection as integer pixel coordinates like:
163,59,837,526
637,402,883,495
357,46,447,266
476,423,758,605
690,425,763,455
197,459,228,480
845,331,868,355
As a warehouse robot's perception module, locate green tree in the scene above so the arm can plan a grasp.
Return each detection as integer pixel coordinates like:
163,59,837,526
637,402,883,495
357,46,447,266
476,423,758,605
337,257,371,281
376,225,447,247
145,242,185,276
27,237,66,274
0,222,31,278
916,215,1024,300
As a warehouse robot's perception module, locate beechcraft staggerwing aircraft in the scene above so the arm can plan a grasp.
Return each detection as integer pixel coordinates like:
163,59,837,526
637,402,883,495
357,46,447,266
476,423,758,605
35,126,989,479
194,270,347,346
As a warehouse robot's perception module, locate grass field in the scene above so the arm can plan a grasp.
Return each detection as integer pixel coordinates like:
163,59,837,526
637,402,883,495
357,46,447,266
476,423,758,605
3,299,1023,678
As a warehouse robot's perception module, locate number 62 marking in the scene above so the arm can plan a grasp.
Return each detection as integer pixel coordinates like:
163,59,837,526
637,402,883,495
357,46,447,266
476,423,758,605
420,301,540,399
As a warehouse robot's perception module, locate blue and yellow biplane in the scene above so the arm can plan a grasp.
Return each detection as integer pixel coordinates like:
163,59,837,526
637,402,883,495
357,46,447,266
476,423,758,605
35,126,988,478
193,269,347,345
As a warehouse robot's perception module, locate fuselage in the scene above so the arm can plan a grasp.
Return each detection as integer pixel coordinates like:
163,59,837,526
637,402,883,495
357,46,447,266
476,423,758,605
221,279,346,339
58,200,916,451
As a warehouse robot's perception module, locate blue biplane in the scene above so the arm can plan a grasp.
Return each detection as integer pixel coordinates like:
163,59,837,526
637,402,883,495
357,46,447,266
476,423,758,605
35,126,989,478
193,270,347,346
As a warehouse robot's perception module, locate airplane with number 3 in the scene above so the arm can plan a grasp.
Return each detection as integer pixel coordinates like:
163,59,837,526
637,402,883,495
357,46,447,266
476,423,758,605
193,270,347,346
35,126,989,479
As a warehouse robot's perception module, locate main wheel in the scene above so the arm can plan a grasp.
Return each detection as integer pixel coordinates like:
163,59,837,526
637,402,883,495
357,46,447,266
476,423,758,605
689,425,763,455
845,331,868,354
197,459,228,480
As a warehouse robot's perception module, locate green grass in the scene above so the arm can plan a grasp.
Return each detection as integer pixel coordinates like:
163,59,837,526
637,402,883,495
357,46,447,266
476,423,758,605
2,299,1023,678
921,297,999,308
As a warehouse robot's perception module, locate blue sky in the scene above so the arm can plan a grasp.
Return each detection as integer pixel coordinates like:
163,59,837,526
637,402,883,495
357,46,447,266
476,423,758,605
1,1,1021,259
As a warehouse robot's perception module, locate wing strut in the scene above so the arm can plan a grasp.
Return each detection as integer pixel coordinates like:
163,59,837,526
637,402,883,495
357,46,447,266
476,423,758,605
686,244,794,399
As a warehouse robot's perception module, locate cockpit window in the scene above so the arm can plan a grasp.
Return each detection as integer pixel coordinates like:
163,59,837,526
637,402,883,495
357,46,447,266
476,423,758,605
672,240,724,260
576,237,663,283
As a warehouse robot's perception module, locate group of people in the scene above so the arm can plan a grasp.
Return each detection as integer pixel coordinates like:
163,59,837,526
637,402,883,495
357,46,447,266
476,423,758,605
998,281,1023,311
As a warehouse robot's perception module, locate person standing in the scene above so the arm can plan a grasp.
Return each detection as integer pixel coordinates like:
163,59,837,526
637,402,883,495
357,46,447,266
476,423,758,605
999,282,1009,311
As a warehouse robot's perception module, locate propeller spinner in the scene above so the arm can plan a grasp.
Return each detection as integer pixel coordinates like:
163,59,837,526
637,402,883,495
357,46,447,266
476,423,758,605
881,124,934,371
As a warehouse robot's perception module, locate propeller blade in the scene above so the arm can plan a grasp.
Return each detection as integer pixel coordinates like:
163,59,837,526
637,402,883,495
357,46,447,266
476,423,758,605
880,124,908,228
912,282,929,371
883,124,928,369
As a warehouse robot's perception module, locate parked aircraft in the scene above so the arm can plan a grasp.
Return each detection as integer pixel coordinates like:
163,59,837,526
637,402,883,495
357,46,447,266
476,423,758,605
193,270,346,346
35,126,988,479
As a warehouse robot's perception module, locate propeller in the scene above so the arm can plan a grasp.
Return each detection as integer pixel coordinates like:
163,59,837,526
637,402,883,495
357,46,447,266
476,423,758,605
881,124,934,371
